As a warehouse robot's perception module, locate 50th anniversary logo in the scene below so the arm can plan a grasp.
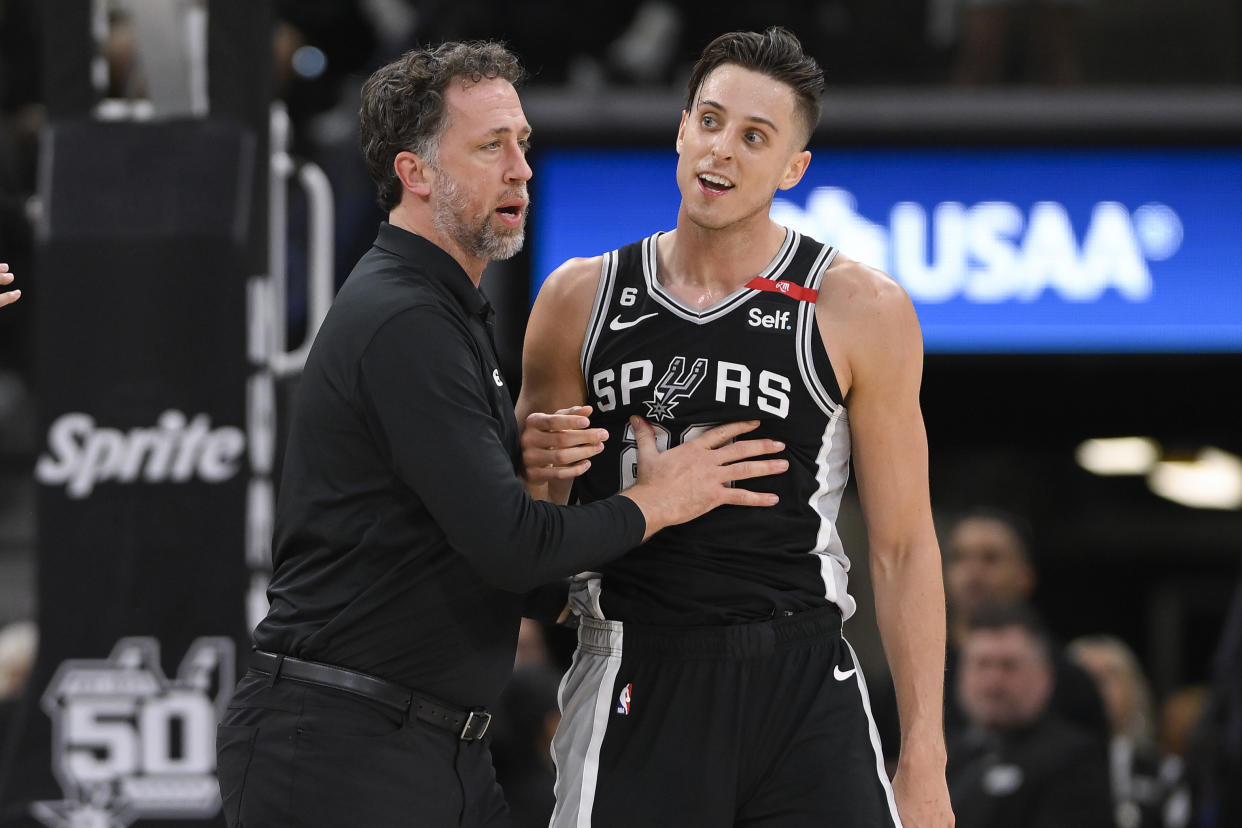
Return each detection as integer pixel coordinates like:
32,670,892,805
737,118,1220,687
32,638,234,827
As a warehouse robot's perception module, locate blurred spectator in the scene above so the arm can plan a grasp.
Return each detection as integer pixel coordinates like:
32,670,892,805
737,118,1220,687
0,619,34,699
1186,577,1242,828
944,508,1037,641
100,7,140,99
1160,684,1208,761
872,507,1108,763
490,664,562,828
1069,635,1190,828
273,0,376,128
948,602,1113,828
941,508,1108,741
953,0,1085,85
0,620,36,741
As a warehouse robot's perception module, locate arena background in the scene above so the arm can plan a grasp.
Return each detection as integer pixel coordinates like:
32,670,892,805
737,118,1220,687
0,1,1239,825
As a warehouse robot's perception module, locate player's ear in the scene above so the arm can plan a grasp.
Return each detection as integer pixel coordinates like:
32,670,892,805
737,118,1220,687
777,150,811,192
676,111,688,154
394,150,432,198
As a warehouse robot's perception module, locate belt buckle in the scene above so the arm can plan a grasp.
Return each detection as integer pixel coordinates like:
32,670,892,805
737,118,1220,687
460,708,491,741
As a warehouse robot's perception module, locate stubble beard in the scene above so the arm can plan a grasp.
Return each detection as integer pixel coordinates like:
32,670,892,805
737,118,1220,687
431,168,527,262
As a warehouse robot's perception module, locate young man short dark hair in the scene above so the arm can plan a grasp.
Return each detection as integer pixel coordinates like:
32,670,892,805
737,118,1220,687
520,27,953,828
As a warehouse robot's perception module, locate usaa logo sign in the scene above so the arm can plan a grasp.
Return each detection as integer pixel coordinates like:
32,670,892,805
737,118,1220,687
773,186,1181,304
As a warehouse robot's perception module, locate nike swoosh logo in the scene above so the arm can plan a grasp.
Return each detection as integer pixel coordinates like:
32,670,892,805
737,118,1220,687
609,312,658,331
834,666,857,681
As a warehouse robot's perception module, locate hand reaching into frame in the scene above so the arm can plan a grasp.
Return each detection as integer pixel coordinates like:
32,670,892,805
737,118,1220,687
0,264,19,309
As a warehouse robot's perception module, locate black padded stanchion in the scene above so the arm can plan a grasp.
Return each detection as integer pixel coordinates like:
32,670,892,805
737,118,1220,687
0,119,255,828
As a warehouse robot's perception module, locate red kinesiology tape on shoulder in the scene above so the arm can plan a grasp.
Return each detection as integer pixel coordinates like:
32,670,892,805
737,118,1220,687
745,277,818,303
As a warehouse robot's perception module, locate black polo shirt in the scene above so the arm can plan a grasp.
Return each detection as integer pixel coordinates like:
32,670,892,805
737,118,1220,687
255,222,644,707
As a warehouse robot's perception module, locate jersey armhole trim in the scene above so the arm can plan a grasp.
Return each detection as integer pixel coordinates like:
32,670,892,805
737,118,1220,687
581,251,619,377
797,245,845,414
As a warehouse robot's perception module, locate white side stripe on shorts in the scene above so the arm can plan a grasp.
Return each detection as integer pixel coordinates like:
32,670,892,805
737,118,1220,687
846,639,904,828
549,620,625,828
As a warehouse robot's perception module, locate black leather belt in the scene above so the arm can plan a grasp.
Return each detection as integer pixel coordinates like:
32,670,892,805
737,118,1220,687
250,650,491,741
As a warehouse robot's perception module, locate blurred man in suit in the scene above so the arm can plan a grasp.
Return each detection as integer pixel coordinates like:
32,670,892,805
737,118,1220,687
948,602,1113,828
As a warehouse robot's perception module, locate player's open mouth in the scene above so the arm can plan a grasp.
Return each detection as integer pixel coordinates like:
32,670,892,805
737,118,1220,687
698,173,734,195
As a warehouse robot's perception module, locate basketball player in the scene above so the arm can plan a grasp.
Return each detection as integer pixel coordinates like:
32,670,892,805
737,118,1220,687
517,27,953,828
0,263,18,308
217,41,788,828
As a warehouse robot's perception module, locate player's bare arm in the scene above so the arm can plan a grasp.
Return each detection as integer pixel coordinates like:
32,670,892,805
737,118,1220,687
517,256,605,502
818,255,955,828
0,264,19,309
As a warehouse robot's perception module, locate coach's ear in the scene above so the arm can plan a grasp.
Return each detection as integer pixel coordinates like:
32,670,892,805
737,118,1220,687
394,151,432,198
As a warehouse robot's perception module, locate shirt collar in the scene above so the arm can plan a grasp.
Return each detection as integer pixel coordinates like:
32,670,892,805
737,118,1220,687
372,222,493,320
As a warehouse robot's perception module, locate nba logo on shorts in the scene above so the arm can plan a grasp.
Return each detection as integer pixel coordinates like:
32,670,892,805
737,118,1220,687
616,682,632,715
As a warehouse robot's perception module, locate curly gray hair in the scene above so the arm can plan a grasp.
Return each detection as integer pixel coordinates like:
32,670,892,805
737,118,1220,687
359,42,526,212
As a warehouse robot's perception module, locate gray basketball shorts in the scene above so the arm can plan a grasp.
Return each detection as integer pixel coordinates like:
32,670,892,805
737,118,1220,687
549,605,901,827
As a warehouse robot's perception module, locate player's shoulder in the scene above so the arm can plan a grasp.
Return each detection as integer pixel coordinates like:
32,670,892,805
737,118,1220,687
537,255,605,307
526,255,608,358
818,251,915,321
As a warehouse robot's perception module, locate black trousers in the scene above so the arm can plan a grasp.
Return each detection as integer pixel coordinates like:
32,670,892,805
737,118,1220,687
216,671,511,828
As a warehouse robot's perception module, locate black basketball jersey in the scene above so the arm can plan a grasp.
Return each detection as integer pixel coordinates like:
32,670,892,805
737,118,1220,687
571,229,857,626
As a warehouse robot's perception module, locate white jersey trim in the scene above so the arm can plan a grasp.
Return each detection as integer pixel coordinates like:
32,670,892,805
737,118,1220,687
580,251,620,378
795,244,841,417
810,410,855,620
846,640,905,828
640,229,800,324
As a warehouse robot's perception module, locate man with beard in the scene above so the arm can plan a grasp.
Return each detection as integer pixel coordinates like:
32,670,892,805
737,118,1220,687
215,42,788,828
